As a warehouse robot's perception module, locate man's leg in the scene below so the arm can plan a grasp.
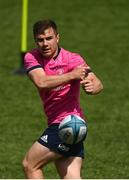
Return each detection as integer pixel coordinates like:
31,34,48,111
22,141,62,179
55,156,83,179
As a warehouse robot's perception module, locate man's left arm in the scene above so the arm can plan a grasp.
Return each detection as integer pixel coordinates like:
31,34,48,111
80,72,103,95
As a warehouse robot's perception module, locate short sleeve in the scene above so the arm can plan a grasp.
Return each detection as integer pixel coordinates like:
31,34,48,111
68,52,91,70
24,49,42,73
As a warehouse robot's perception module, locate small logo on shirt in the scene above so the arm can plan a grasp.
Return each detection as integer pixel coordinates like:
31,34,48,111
58,144,70,152
53,85,65,91
41,135,48,143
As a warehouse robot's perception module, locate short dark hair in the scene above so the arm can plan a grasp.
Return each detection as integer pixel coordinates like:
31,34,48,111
33,19,58,38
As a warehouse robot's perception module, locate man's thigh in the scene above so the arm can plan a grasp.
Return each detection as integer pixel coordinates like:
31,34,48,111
55,156,83,179
24,141,62,169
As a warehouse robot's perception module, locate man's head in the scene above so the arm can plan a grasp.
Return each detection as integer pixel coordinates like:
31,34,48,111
33,19,60,59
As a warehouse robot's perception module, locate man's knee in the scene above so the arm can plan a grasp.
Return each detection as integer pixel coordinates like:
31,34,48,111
22,157,29,172
22,156,33,174
22,156,44,178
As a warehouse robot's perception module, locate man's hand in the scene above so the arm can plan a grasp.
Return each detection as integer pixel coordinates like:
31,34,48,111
80,72,103,95
71,65,87,80
81,78,94,94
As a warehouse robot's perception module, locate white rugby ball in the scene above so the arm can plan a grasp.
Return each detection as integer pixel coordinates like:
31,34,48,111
58,114,87,144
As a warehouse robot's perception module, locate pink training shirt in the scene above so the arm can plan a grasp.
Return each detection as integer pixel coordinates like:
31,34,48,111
24,48,90,126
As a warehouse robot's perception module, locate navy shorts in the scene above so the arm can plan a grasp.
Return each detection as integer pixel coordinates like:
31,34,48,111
37,124,86,158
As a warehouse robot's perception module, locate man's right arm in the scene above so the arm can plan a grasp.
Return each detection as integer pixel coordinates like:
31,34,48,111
27,65,86,90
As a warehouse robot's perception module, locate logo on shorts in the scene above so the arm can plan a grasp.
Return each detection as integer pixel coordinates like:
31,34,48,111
58,144,70,152
41,135,48,143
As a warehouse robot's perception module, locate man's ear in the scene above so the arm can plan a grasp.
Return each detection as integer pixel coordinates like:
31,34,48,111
57,33,60,43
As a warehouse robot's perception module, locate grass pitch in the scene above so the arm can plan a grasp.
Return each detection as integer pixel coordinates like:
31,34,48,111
0,0,129,178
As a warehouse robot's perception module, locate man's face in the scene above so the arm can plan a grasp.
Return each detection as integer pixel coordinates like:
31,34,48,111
35,27,59,59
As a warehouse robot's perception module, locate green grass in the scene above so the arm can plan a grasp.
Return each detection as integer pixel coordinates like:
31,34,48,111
0,0,129,178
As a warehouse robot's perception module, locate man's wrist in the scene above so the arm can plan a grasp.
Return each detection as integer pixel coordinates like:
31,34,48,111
68,71,76,80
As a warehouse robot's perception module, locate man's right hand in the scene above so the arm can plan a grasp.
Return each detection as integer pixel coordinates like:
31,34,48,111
71,65,87,80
